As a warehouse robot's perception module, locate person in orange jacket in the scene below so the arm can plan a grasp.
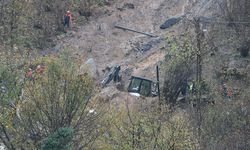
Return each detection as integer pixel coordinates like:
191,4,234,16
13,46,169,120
227,87,233,99
64,10,72,28
26,68,34,81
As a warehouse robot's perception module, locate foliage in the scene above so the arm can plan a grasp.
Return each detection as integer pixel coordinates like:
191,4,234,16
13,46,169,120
18,52,97,148
201,102,250,149
95,101,198,150
0,51,103,149
162,37,196,104
0,62,23,150
41,127,74,150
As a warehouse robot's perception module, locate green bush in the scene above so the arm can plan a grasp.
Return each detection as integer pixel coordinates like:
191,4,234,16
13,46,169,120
41,127,75,150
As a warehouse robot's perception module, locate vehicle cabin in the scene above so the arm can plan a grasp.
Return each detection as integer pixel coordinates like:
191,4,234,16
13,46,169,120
128,76,158,97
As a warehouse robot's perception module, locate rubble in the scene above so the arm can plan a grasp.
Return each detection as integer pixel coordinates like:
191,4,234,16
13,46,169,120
131,37,164,52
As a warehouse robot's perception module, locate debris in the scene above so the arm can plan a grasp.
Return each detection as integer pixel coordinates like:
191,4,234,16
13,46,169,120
88,109,97,115
132,37,164,52
160,17,181,29
139,44,152,52
101,66,121,87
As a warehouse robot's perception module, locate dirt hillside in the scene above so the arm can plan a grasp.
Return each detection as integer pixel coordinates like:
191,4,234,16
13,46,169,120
52,0,249,101
56,0,190,80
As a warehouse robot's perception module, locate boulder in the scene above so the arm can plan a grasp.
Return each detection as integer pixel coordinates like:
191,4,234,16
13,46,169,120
160,17,181,29
123,3,135,9
79,58,98,79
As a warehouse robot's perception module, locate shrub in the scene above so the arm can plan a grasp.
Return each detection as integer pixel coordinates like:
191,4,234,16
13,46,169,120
41,127,74,150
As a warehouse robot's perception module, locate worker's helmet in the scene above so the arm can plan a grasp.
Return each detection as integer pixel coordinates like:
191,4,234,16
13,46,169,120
67,10,70,14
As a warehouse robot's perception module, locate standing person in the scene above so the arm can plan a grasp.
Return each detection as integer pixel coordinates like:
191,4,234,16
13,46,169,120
25,68,34,82
26,68,33,78
64,10,72,29
227,87,233,100
222,83,227,98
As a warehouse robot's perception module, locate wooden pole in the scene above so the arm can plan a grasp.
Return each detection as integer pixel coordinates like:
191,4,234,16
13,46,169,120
194,17,202,138
156,65,161,106
114,25,158,37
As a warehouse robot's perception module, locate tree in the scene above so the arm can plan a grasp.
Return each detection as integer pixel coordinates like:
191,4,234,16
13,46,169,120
217,0,250,56
94,99,198,149
162,38,196,104
201,102,250,149
0,51,103,149
0,61,23,150
17,52,102,149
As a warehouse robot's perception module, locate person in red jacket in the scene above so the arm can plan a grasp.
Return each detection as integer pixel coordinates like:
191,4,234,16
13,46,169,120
64,10,72,28
26,68,33,81
227,87,233,99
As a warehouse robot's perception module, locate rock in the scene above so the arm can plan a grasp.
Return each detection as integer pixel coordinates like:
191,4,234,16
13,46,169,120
51,45,61,53
117,3,135,11
104,0,111,6
79,58,98,79
57,34,66,40
123,3,135,9
160,17,181,29
78,11,92,17
33,23,43,29
0,144,5,150
117,7,124,11
238,42,250,57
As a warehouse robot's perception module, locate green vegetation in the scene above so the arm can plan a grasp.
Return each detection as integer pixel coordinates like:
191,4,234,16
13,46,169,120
41,127,74,150
0,52,101,149
95,104,197,149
